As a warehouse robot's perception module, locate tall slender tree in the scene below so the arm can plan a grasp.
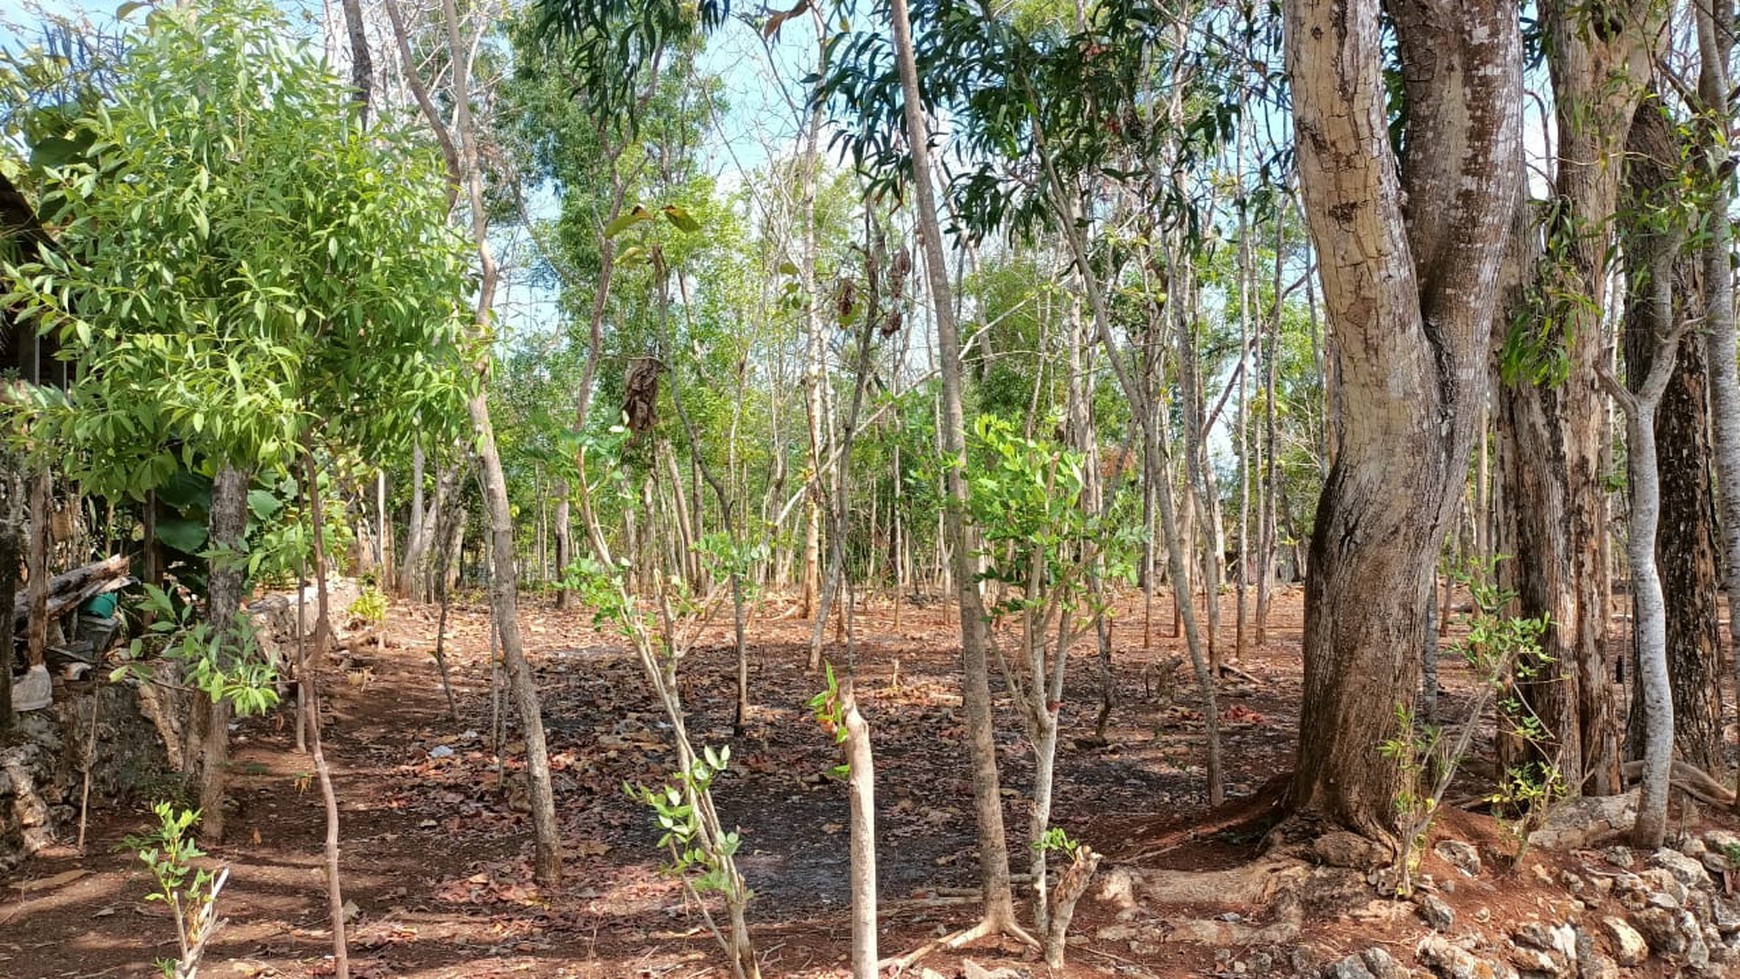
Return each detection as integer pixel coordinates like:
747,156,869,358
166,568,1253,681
387,0,565,887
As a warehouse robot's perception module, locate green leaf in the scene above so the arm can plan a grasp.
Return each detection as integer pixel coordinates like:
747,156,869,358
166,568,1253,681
661,205,701,233
153,516,208,555
604,206,653,238
246,489,283,520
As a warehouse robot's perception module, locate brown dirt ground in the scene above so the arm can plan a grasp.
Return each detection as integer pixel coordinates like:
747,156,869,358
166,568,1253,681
0,585,1717,978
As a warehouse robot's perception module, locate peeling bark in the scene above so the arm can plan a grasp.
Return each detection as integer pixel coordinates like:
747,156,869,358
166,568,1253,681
1285,0,1521,839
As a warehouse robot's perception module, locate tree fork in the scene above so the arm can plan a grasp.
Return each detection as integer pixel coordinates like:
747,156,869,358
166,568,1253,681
1285,0,1521,840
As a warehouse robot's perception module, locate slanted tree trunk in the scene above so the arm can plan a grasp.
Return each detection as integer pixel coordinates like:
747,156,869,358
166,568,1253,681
302,448,352,979
1285,0,1521,841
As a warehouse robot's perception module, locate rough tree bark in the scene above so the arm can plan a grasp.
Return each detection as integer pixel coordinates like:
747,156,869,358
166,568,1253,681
1691,0,1740,790
1494,0,1660,799
1621,99,1723,774
338,0,372,125
0,456,21,735
1285,0,1521,841
195,464,250,845
25,471,47,669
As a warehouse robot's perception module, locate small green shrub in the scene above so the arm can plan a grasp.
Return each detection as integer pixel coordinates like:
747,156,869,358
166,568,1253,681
126,803,228,978
347,585,387,625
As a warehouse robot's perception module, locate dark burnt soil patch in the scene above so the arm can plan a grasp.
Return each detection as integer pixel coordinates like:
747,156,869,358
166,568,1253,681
3,585,1551,979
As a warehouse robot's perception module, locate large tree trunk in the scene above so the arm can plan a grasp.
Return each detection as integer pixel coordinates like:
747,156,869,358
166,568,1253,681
1651,298,1721,771
1692,0,1740,789
1285,0,1520,841
1494,0,1661,799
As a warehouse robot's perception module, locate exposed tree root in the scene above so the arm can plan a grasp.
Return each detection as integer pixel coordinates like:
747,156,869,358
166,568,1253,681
882,915,1039,974
1099,856,1310,909
1621,759,1735,808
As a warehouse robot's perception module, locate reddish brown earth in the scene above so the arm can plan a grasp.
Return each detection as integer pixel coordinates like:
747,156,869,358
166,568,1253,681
0,585,1686,978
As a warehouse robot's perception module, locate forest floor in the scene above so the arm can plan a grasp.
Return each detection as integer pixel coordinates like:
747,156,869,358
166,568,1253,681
0,585,1688,978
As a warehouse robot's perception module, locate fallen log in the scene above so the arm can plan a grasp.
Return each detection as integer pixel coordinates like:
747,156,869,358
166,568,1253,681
11,554,131,632
1621,759,1736,808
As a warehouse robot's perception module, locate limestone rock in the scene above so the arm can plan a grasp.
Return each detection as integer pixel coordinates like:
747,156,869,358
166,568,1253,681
1529,792,1638,851
1646,888,1683,911
1650,848,1712,890
1575,951,1618,979
1416,892,1456,932
1630,908,1712,970
1512,921,1553,951
1418,934,1518,979
1601,846,1634,869
1705,829,1740,857
1510,921,1577,979
1361,947,1412,979
1436,840,1482,877
1639,867,1687,906
1601,917,1648,967
1324,953,1376,979
1713,894,1740,935
1633,907,1687,955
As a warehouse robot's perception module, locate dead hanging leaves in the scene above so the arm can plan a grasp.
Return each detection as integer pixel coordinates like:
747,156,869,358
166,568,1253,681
882,244,912,336
622,356,661,441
